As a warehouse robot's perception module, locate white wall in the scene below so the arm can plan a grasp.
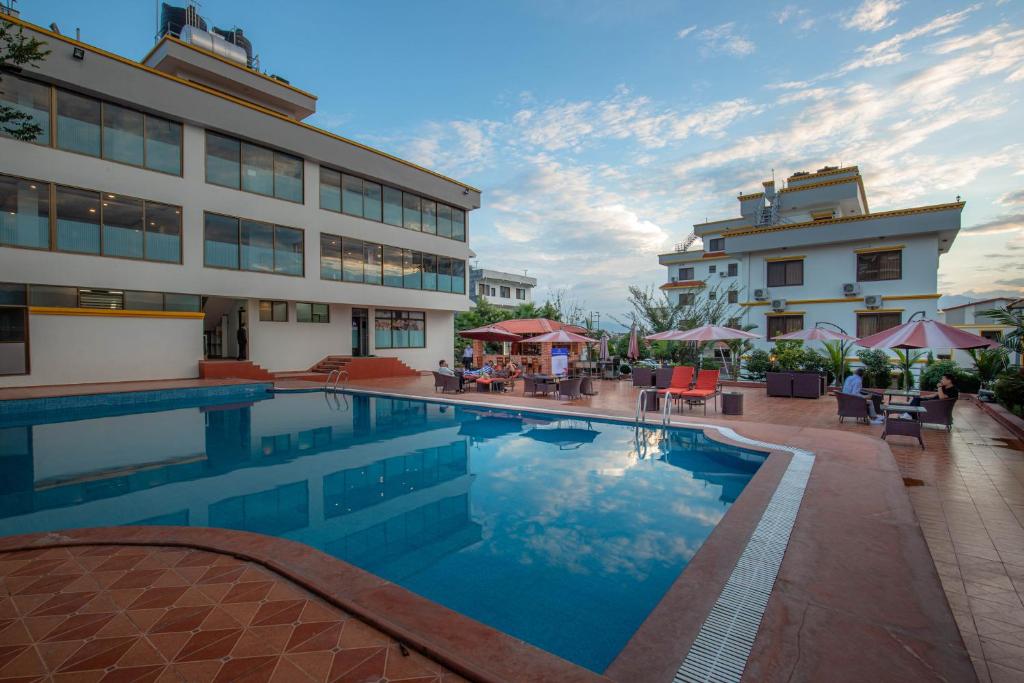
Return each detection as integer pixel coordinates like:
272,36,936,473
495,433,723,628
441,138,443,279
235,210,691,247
249,301,352,372
371,309,455,371
0,313,201,387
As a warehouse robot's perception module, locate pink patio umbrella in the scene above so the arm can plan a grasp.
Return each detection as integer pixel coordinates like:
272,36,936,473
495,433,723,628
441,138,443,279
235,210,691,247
645,324,761,342
627,324,640,361
525,329,597,344
856,319,999,350
774,328,856,342
599,333,610,361
458,325,523,342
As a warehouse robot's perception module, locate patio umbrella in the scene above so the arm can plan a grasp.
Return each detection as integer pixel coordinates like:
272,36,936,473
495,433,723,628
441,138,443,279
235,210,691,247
774,328,856,342
856,319,999,350
645,325,760,342
526,329,597,344
599,334,610,361
627,324,640,360
459,325,523,342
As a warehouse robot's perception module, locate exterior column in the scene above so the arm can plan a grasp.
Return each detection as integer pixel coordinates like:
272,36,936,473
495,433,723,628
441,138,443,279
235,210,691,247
472,340,484,367
541,342,552,374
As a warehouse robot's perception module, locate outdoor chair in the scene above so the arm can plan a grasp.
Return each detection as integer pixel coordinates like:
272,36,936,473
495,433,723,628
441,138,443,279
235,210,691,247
631,367,654,387
557,377,583,400
675,369,721,415
432,372,461,394
654,367,674,390
792,373,823,399
920,398,955,431
658,366,695,400
836,392,871,423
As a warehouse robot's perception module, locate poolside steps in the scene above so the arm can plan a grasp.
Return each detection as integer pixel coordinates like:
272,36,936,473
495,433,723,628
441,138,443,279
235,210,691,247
307,355,419,380
198,360,274,380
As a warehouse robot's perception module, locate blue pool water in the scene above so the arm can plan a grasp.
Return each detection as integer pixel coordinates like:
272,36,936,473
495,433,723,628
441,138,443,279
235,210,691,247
0,389,764,671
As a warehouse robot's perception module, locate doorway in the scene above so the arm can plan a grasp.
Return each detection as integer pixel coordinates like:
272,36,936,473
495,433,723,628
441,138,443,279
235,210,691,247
352,308,369,357
203,297,247,359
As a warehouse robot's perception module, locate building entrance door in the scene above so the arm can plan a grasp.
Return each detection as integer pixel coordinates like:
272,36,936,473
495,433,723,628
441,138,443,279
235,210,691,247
352,308,369,357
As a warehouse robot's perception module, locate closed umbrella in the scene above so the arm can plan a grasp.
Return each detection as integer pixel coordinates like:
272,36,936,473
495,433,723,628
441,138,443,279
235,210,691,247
856,319,998,350
599,333,610,361
459,325,523,342
627,324,640,360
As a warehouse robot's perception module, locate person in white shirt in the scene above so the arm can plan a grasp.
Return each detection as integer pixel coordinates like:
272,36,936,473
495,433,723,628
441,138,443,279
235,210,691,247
437,360,456,377
842,368,883,423
462,345,474,370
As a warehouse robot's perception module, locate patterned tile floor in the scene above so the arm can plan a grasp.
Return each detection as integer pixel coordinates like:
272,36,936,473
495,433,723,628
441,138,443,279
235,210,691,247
0,544,463,683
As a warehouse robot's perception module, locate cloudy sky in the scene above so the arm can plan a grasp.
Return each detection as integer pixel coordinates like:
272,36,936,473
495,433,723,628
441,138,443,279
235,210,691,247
32,0,1024,319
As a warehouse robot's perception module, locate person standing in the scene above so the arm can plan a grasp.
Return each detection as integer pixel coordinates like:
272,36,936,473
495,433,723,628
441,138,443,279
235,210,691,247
237,324,248,361
462,344,474,370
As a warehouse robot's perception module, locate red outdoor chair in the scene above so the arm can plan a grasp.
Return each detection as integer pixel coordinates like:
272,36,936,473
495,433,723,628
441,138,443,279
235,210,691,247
657,366,695,399
675,369,721,414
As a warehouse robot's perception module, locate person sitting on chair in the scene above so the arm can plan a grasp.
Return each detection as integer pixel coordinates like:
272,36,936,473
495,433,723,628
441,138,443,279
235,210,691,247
842,368,883,424
437,360,455,377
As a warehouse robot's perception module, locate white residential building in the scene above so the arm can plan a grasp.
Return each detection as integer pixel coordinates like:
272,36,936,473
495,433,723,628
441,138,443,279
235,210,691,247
0,9,479,387
658,166,962,350
469,268,537,309
939,298,1021,366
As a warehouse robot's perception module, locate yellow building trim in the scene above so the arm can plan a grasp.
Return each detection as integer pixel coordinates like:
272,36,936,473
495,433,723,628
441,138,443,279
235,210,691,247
667,254,733,264
952,324,1006,331
765,255,806,262
855,244,905,254
741,293,939,307
142,34,319,100
723,201,963,238
778,176,858,195
855,308,904,314
738,192,764,201
765,311,806,317
3,15,480,194
882,294,940,301
787,166,860,183
29,307,205,320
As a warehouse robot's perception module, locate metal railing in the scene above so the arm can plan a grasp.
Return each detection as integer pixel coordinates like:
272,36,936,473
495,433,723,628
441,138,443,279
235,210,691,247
324,368,349,391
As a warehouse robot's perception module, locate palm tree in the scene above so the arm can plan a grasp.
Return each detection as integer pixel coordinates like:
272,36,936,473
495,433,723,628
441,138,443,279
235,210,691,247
968,347,1009,388
979,306,1023,355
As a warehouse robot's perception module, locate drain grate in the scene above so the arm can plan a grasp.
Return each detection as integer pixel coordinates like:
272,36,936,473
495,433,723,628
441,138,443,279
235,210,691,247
673,449,814,683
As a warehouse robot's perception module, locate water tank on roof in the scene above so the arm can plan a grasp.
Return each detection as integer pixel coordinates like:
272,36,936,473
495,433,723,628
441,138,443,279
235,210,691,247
180,24,248,66
159,2,206,38
212,27,253,68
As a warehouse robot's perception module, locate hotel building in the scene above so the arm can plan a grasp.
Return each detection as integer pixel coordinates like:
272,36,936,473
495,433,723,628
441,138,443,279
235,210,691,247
939,297,1021,366
469,268,537,310
659,166,962,350
0,9,478,387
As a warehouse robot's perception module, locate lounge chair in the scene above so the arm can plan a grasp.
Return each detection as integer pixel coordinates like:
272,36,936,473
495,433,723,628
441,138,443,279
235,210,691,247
631,367,654,388
657,366,695,400
675,369,721,415
919,398,955,431
836,392,871,423
557,377,583,400
432,371,460,394
654,367,674,390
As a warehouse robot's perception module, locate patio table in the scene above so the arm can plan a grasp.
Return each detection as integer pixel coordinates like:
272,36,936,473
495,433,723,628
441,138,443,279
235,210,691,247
881,404,927,448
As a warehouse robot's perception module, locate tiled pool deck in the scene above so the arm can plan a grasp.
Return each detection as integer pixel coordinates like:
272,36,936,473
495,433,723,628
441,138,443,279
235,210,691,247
3,375,1022,681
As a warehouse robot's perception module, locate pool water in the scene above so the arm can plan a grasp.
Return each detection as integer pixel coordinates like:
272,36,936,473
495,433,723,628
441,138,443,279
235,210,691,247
0,390,764,672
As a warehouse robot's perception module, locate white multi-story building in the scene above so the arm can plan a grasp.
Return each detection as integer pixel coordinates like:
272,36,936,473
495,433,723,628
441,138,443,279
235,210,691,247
939,298,1021,366
659,166,962,349
469,268,536,310
0,9,479,387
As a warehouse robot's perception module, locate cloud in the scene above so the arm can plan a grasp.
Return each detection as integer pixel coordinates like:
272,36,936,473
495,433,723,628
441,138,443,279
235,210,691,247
776,5,816,31
844,0,903,32
840,5,979,74
697,23,755,57
676,25,696,40
998,189,1024,207
961,213,1024,235
995,277,1024,287
404,119,502,175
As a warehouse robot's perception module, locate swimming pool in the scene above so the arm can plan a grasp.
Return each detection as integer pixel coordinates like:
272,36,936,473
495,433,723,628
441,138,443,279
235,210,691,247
0,388,765,672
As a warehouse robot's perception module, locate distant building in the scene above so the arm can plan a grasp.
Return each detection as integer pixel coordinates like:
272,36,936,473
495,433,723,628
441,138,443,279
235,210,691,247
939,298,1021,365
469,269,537,309
658,165,963,351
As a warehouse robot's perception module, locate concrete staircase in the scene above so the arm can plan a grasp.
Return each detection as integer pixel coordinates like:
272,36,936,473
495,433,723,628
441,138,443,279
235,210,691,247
302,356,420,381
198,360,274,380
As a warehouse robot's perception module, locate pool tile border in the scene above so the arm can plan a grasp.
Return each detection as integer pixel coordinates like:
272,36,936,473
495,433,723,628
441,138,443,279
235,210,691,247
0,382,273,417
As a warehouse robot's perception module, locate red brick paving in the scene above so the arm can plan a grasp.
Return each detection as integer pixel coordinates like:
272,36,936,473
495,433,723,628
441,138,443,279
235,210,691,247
0,544,465,683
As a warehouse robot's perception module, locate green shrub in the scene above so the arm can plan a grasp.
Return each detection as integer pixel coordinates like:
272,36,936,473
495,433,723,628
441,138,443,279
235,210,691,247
920,359,982,394
701,360,722,371
772,340,807,372
858,349,892,388
743,349,772,380
800,349,831,376
994,371,1024,412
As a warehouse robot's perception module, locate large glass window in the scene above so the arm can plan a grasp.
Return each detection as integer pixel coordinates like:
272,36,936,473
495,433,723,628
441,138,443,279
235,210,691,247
452,208,466,241
102,103,144,166
145,202,181,262
383,245,404,287
320,233,342,280
452,259,466,294
206,132,241,189
342,174,363,216
145,117,182,175
204,213,240,269
375,310,426,349
274,226,304,276
56,90,101,156
29,285,78,307
767,315,804,340
403,250,422,289
364,242,383,285
857,250,902,281
55,186,100,254
124,290,163,310
707,237,725,252
421,200,437,235
164,293,200,312
320,167,342,212
403,193,421,231
343,238,364,282
0,175,49,249
297,302,329,323
240,219,275,272
363,182,382,222
259,300,288,322
422,253,437,290
101,193,144,259
0,75,50,145
274,153,303,202
383,186,403,226
766,259,803,287
437,204,452,238
241,142,274,196
857,312,902,338
437,257,452,293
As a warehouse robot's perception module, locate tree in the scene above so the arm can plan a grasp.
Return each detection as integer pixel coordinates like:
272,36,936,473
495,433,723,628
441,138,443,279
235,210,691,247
1,20,50,141
978,306,1023,355
453,297,511,356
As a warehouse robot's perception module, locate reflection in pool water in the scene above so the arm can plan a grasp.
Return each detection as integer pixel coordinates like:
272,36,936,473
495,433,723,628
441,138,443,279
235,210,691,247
0,391,764,672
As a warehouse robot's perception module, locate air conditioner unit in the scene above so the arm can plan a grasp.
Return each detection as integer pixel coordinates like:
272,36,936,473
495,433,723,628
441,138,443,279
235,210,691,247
864,295,882,309
719,272,728,278
771,298,787,312
842,283,861,296
671,277,677,282
753,288,770,301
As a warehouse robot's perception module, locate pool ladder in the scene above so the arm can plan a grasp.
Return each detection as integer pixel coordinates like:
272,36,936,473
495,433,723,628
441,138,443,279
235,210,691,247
324,368,349,392
634,388,674,426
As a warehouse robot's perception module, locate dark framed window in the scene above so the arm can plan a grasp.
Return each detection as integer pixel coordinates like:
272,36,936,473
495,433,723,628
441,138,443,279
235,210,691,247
296,302,329,323
56,90,101,156
402,193,421,231
383,186,403,226
766,259,803,287
727,290,738,304
375,310,426,348
318,231,463,294
857,250,902,281
144,117,183,175
708,291,717,300
708,237,725,252
320,167,342,212
679,267,694,280
857,312,901,338
422,200,437,235
727,263,738,276
383,245,404,287
0,75,50,145
27,285,197,312
708,265,716,274
516,288,526,300
422,253,437,290
343,238,364,282
452,208,466,241
144,202,182,262
259,300,288,322
0,284,28,375
767,314,804,340
364,242,383,285
206,132,303,202
500,286,511,298
452,259,466,293
204,212,304,276
679,292,695,305
55,186,100,254
437,204,453,238
100,193,144,259
101,103,144,166
403,249,422,289
0,174,50,249
320,233,342,281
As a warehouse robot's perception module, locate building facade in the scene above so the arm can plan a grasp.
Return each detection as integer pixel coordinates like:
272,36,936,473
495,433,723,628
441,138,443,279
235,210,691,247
658,166,962,352
468,268,537,310
0,12,479,387
939,298,1020,366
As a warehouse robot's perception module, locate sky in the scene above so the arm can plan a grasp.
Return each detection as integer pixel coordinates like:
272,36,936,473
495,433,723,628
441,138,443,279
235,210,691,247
22,0,1024,322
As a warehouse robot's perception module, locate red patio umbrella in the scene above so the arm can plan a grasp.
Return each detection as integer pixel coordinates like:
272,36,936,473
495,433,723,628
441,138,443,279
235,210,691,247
856,319,999,350
459,325,523,342
645,324,760,342
775,328,856,342
525,329,596,344
627,324,640,360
